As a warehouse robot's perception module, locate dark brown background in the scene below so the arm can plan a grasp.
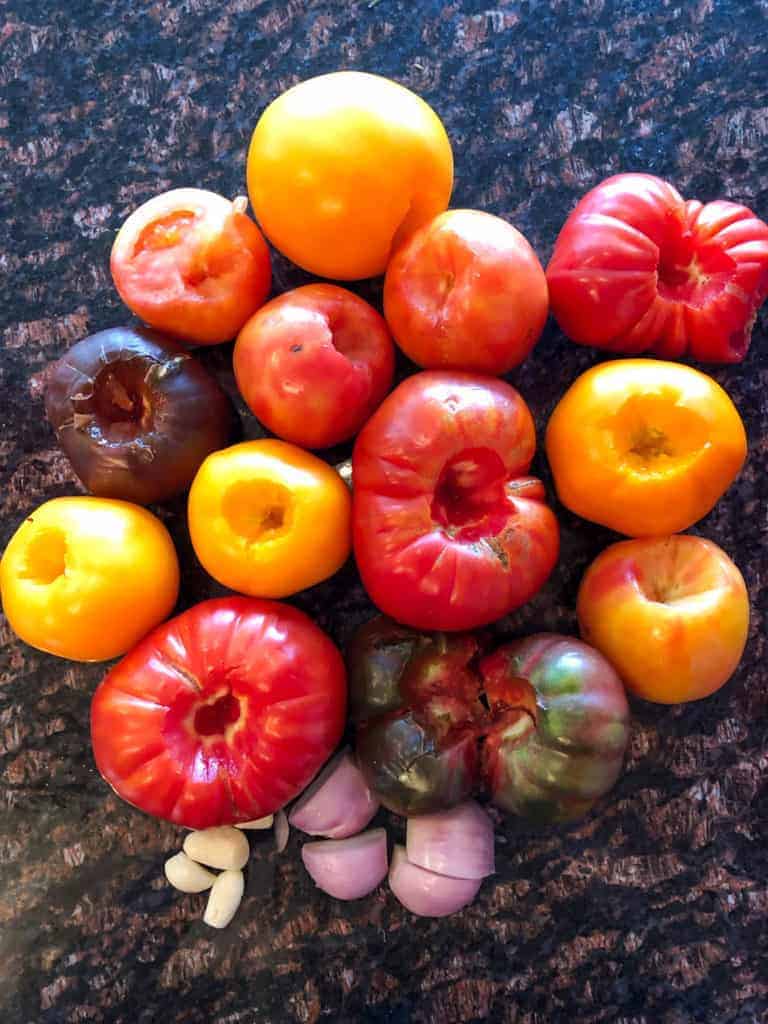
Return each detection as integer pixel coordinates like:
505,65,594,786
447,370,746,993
1,1,766,1022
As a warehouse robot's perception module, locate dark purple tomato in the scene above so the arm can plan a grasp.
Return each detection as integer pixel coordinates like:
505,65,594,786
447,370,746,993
349,617,484,816
45,326,236,505
348,618,630,823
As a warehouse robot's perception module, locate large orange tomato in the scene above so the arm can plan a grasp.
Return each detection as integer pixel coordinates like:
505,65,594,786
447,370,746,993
188,439,351,598
247,71,453,280
0,497,179,661
577,535,749,703
545,359,746,536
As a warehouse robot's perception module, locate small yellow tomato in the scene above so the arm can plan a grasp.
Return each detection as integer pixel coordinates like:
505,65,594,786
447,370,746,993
247,71,453,280
188,439,351,598
577,535,749,704
545,359,747,536
0,497,179,661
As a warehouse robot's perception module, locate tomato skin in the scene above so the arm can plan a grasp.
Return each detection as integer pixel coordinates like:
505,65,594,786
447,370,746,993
111,188,271,345
577,536,748,704
247,72,453,280
91,597,347,828
0,497,179,661
234,284,395,449
352,371,559,631
546,172,768,363
545,359,747,537
188,439,351,598
384,209,548,374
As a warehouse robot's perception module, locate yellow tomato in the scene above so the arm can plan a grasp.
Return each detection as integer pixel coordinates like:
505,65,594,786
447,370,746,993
0,497,179,661
188,439,351,597
545,359,747,536
577,535,749,703
247,71,453,280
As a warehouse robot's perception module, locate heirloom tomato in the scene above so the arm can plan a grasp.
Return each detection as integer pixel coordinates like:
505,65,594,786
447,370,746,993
45,326,236,505
349,617,482,816
384,209,548,374
247,71,453,280
546,172,768,363
352,371,559,631
0,497,179,661
91,597,346,828
348,617,630,823
111,188,271,345
545,359,746,536
481,634,629,823
577,535,749,704
234,284,394,449
188,439,351,598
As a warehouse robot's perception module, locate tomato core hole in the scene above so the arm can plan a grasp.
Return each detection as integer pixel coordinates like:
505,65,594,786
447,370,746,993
194,692,241,736
134,210,197,256
635,539,722,606
323,311,369,365
613,394,709,470
629,425,674,460
222,480,292,541
20,528,67,584
93,365,146,425
432,447,508,538
656,235,735,306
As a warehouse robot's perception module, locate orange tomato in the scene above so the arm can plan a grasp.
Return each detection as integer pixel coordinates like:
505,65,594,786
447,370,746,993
0,497,179,661
111,188,271,345
577,535,749,703
247,71,453,280
545,359,746,536
188,439,351,597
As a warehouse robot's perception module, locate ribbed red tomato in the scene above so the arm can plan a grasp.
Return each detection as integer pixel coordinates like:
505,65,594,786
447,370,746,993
352,371,559,631
547,172,768,363
90,597,346,829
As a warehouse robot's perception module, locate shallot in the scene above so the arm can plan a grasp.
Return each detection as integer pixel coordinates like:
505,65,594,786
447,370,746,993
301,828,388,900
389,845,481,917
406,800,494,880
289,748,379,839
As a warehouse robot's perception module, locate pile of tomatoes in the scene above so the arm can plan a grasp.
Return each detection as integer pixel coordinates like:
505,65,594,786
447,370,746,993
1,72,766,859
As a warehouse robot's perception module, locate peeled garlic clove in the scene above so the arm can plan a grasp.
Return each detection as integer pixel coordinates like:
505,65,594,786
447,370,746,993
164,851,217,893
183,826,249,870
203,869,245,929
235,815,274,830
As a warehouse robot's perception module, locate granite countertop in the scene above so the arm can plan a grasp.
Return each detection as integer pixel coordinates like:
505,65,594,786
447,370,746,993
1,1,766,1021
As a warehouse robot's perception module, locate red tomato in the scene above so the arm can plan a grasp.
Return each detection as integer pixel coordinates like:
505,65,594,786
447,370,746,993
234,284,395,449
384,209,548,374
352,371,559,631
111,189,271,345
546,173,768,363
90,597,346,828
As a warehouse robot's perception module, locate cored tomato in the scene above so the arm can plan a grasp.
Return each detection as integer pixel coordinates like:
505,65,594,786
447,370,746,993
384,209,548,374
545,359,746,536
188,439,351,598
352,371,559,631
577,535,749,704
111,188,271,345
247,72,453,280
546,172,768,363
0,497,179,661
91,597,347,828
234,284,394,449
45,326,236,505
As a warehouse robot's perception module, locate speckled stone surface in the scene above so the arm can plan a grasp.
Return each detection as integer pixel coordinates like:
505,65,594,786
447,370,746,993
1,1,767,1022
